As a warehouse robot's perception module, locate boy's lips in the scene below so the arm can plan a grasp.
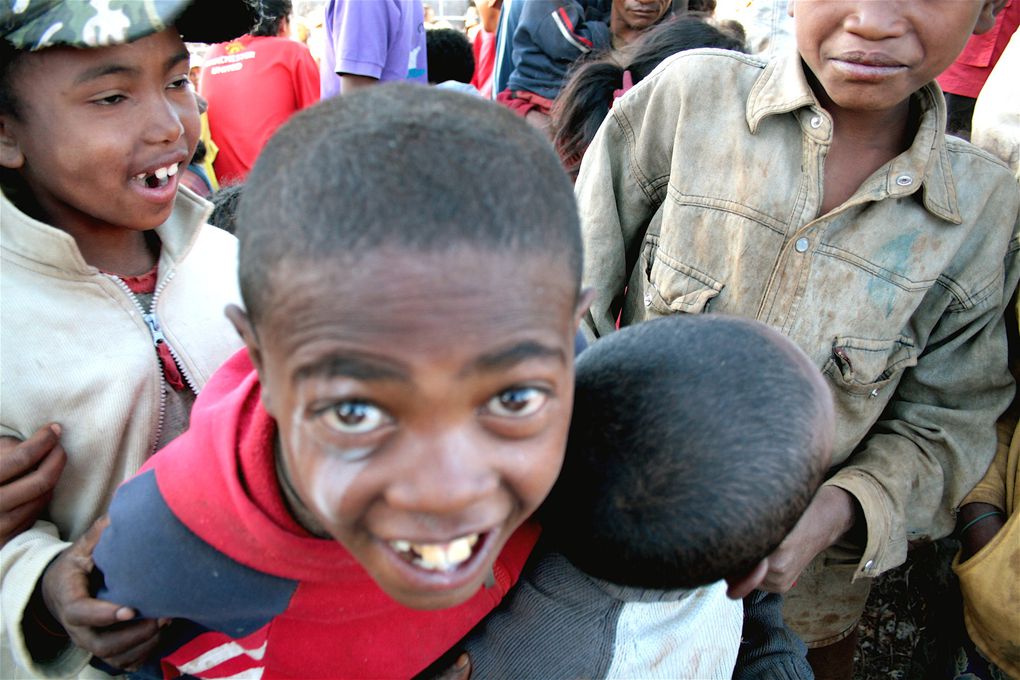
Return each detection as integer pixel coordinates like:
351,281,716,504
829,52,906,81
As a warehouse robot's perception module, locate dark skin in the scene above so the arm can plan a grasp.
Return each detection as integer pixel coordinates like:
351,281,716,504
0,425,67,547
31,517,166,671
957,501,1006,561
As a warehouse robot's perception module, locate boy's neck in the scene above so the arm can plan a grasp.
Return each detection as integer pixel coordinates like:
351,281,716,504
810,76,919,216
73,225,160,276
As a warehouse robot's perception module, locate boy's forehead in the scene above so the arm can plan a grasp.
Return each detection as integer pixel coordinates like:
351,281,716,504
258,249,580,349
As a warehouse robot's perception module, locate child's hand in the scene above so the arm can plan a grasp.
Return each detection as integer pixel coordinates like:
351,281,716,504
762,486,857,593
39,516,164,671
957,501,1006,562
1,424,67,546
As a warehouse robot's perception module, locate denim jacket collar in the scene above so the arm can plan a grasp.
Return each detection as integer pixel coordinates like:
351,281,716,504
746,50,962,225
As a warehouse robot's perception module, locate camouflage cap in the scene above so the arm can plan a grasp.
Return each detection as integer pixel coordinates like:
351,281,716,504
1,0,256,52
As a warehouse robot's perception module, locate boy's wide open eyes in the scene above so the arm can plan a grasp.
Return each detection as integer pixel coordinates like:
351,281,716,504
484,387,549,418
321,400,392,434
316,386,550,436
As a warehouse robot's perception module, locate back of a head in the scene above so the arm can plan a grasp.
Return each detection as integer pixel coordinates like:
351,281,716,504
552,16,746,178
236,84,581,324
544,316,834,590
250,0,292,37
426,27,475,84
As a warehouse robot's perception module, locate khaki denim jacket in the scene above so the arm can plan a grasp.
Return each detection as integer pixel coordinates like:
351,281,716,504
576,48,1020,579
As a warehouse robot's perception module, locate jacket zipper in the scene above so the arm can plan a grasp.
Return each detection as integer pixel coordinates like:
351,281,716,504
106,270,196,457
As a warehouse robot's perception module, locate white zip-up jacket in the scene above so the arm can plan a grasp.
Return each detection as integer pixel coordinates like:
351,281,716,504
0,186,243,678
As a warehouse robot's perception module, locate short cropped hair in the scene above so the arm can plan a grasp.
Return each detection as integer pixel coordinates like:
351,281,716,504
426,28,475,84
543,315,834,590
236,84,581,325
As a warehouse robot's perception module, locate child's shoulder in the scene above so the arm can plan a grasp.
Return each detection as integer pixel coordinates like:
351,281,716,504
645,47,768,91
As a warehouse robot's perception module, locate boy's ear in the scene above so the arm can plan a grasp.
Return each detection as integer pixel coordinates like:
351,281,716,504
573,288,597,327
973,0,1003,34
725,558,769,600
225,304,271,409
787,0,796,18
0,116,26,170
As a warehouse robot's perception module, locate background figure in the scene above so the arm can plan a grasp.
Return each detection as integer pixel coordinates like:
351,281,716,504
471,0,502,97
713,0,792,56
552,15,746,179
208,183,245,235
427,27,478,94
497,0,673,131
200,0,319,183
937,0,1018,140
970,32,1019,177
320,0,428,97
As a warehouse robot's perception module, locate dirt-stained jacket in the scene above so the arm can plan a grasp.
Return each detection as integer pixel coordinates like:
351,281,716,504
576,48,1020,580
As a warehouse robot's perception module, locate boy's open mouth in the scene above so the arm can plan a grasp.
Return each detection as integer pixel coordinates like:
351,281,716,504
132,162,180,189
387,533,482,572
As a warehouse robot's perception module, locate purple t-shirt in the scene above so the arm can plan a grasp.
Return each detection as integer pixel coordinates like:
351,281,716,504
320,0,428,99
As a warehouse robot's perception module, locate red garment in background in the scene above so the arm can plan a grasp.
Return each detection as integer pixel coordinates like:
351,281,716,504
937,0,1019,98
472,29,497,99
200,34,319,183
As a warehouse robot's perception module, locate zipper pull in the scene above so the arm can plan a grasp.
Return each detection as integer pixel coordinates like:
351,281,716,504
143,313,186,391
143,313,167,347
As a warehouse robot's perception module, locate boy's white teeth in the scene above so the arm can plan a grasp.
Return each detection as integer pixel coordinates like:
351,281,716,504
166,163,179,176
154,166,168,180
388,534,479,572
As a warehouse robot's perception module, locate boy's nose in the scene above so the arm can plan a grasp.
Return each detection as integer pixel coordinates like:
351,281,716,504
843,1,909,40
385,430,500,517
144,96,186,144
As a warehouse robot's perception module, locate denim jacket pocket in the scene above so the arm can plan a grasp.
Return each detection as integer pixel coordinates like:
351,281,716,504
823,335,919,399
645,248,724,317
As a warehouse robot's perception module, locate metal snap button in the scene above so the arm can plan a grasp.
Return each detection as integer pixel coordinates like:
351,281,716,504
810,116,822,129
896,175,913,186
869,387,880,398
643,293,652,307
795,237,810,253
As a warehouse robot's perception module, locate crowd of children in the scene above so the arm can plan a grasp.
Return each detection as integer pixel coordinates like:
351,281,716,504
1,0,1018,679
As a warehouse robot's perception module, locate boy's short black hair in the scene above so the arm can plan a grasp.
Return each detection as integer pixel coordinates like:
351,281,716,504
426,28,475,84
236,83,581,325
543,315,834,590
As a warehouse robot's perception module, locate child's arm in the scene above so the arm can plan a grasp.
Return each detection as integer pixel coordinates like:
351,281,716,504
516,0,612,65
575,79,671,340
1,425,66,546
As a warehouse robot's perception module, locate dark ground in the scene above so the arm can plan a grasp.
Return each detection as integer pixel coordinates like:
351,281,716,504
853,539,966,680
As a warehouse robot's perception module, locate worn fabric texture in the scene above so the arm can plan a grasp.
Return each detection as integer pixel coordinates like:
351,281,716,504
462,550,741,679
0,187,242,679
953,300,1020,679
576,47,1020,640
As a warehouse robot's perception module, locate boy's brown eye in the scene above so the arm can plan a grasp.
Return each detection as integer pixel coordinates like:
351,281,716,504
322,400,390,434
485,387,548,418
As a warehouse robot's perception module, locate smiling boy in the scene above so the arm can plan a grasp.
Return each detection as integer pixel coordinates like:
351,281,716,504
89,84,589,678
576,0,1020,677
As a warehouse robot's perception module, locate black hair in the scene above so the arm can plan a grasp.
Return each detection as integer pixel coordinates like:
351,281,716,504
236,83,581,325
551,16,745,179
251,0,292,37
208,183,244,235
0,39,23,119
541,315,834,590
426,28,475,85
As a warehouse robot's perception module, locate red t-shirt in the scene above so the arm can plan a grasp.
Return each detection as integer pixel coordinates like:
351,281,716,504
201,34,320,183
937,0,1019,99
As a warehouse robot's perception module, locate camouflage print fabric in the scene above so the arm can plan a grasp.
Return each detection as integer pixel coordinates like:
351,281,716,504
0,0,191,50
0,0,255,51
